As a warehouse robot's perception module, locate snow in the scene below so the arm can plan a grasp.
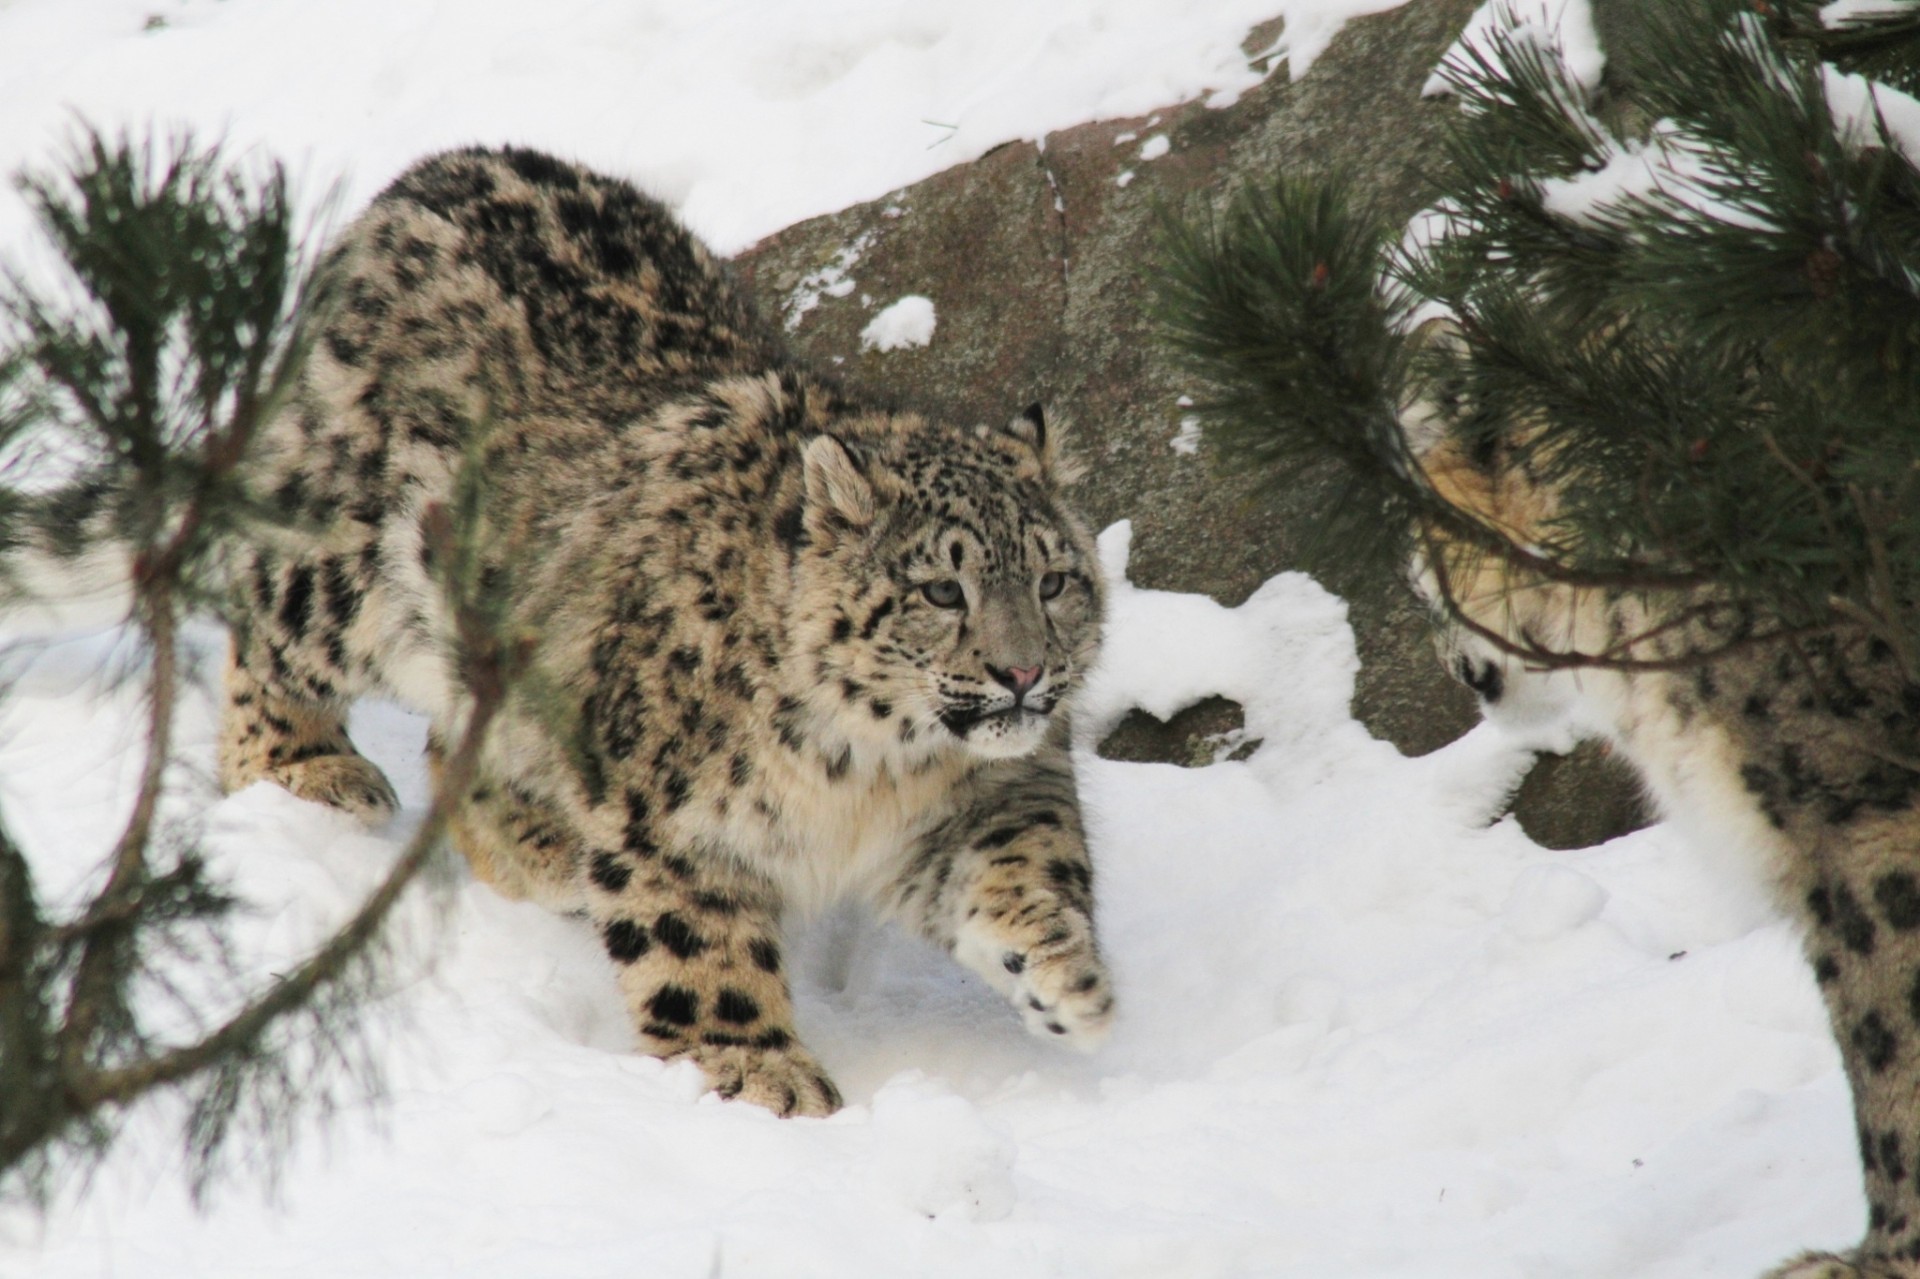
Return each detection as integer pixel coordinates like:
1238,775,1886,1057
0,1,1875,1277
1171,396,1202,450
859,295,938,353
0,0,1411,260
1822,0,1913,25
1822,65,1920,168
1537,135,1666,223
1424,0,1604,99
1139,134,1172,161
1245,0,1418,85
0,527,1864,1278
1170,415,1203,453
785,227,885,332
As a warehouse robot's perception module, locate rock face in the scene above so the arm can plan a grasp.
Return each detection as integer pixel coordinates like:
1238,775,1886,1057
734,0,1649,850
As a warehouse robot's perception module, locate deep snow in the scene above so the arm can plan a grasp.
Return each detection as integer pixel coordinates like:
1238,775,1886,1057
0,526,1859,1278
0,0,1872,1276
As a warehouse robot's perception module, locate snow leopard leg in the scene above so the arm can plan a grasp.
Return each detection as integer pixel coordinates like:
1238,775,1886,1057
425,730,584,912
581,817,840,1117
218,625,396,824
887,744,1114,1048
1790,813,1920,1278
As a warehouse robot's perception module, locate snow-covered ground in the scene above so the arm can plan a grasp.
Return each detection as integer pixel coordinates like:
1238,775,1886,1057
0,0,1406,260
0,1,1867,1276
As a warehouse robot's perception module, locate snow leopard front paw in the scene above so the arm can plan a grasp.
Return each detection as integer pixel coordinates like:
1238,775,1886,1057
956,897,1114,1050
685,1039,843,1117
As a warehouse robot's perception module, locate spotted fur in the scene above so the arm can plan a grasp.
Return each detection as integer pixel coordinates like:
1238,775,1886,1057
218,146,1112,1115
1406,352,1920,1276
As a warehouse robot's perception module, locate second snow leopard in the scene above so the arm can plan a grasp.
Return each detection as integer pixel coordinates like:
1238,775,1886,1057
1406,326,1920,1278
220,146,1113,1115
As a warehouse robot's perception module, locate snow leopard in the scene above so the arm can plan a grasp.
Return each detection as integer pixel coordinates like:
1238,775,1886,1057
216,146,1113,1116
1404,358,1920,1276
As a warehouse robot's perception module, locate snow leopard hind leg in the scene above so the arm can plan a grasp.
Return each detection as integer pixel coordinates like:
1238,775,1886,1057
425,733,583,910
427,733,840,1116
1774,806,1920,1279
216,552,397,825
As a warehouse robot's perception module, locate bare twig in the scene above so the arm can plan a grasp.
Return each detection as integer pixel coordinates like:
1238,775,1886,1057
1420,522,1824,673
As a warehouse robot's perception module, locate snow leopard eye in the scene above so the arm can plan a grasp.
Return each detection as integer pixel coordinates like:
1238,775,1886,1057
922,579,965,609
1037,571,1065,600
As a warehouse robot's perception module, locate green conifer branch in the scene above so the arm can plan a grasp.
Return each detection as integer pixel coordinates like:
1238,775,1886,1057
0,127,517,1207
1154,175,1423,585
1788,0,1920,95
1158,0,1920,675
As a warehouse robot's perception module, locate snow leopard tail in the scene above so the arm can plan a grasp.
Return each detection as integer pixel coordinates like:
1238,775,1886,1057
0,478,138,637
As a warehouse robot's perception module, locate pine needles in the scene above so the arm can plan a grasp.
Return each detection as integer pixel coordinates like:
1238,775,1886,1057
1155,176,1420,586
1157,0,1920,674
0,129,514,1207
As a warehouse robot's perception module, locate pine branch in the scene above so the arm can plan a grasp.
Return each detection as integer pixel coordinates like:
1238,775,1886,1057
52,583,179,1079
1788,0,1920,95
1153,175,1421,586
0,822,61,1177
1412,15,1626,321
1156,0,1920,678
0,126,523,1207
1612,16,1920,416
1418,522,1825,673
68,659,499,1115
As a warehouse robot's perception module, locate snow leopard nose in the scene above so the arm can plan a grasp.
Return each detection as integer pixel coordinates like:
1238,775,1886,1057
1455,655,1504,704
988,663,1044,697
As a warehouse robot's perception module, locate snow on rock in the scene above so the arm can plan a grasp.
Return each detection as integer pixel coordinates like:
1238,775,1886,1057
1244,0,1421,84
785,227,883,331
1138,134,1171,161
1168,414,1202,454
1424,0,1605,98
1079,521,1386,792
859,295,937,352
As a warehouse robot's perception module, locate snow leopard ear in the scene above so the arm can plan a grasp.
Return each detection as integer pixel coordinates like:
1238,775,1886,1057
1005,402,1047,454
991,402,1079,485
803,434,875,531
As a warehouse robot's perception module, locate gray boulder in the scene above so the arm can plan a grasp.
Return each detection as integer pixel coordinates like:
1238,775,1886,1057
735,0,1648,850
